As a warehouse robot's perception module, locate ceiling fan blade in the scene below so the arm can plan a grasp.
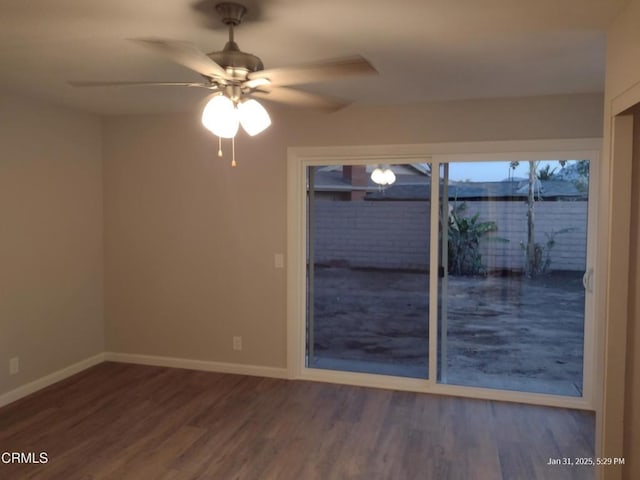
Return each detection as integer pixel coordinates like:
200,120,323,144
68,80,214,88
247,55,377,87
132,39,229,79
251,87,349,111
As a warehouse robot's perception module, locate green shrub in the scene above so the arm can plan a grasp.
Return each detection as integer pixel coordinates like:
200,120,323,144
447,203,507,276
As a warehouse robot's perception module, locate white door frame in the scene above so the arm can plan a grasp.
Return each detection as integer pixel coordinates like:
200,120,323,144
287,138,602,411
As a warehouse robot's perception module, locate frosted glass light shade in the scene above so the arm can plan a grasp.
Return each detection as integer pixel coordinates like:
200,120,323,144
383,169,396,185
201,95,239,138
371,167,386,185
238,99,271,136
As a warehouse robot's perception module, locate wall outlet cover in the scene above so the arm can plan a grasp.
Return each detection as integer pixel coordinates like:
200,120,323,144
9,357,19,375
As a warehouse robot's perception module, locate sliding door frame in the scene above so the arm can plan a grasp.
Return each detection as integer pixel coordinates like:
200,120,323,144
287,139,602,410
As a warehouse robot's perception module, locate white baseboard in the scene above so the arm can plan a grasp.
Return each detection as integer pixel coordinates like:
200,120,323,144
0,353,105,408
0,352,288,409
104,352,289,379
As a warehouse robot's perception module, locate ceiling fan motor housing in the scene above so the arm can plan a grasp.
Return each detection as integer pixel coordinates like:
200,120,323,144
206,49,263,74
210,2,263,75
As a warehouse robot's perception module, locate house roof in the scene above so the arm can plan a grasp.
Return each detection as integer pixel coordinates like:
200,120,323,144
366,180,585,201
313,167,585,200
312,169,429,192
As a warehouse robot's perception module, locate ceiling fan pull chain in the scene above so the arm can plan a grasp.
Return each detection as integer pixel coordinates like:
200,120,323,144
231,136,237,167
218,136,223,157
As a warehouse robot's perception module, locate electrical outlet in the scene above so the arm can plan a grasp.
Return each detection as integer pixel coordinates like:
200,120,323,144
274,253,284,269
233,336,242,351
9,357,19,375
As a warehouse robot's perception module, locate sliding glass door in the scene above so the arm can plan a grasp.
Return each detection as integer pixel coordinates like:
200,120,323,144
437,160,591,396
306,163,431,379
299,150,595,402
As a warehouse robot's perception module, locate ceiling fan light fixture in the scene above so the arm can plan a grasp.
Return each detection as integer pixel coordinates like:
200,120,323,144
201,94,239,138
69,2,377,166
371,166,396,186
238,99,271,136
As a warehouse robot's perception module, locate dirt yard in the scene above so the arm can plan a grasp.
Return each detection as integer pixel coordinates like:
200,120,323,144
310,267,585,396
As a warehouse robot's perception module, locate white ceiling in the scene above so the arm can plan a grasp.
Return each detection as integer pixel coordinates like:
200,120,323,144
0,0,628,115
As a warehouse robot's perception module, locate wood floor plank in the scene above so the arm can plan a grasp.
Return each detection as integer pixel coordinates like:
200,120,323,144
0,362,595,480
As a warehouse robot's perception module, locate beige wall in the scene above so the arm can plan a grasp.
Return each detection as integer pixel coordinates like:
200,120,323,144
0,94,104,396
103,93,603,369
602,0,640,478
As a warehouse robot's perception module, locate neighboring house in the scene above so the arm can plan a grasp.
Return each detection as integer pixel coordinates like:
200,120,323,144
367,179,586,201
311,164,430,200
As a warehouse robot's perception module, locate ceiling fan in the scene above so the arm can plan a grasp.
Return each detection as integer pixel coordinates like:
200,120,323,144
70,2,377,113
70,2,377,165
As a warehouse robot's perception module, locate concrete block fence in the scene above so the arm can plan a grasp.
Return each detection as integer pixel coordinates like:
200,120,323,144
312,200,588,272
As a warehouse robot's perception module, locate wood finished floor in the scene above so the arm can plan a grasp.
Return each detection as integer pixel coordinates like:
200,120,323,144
0,362,594,480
